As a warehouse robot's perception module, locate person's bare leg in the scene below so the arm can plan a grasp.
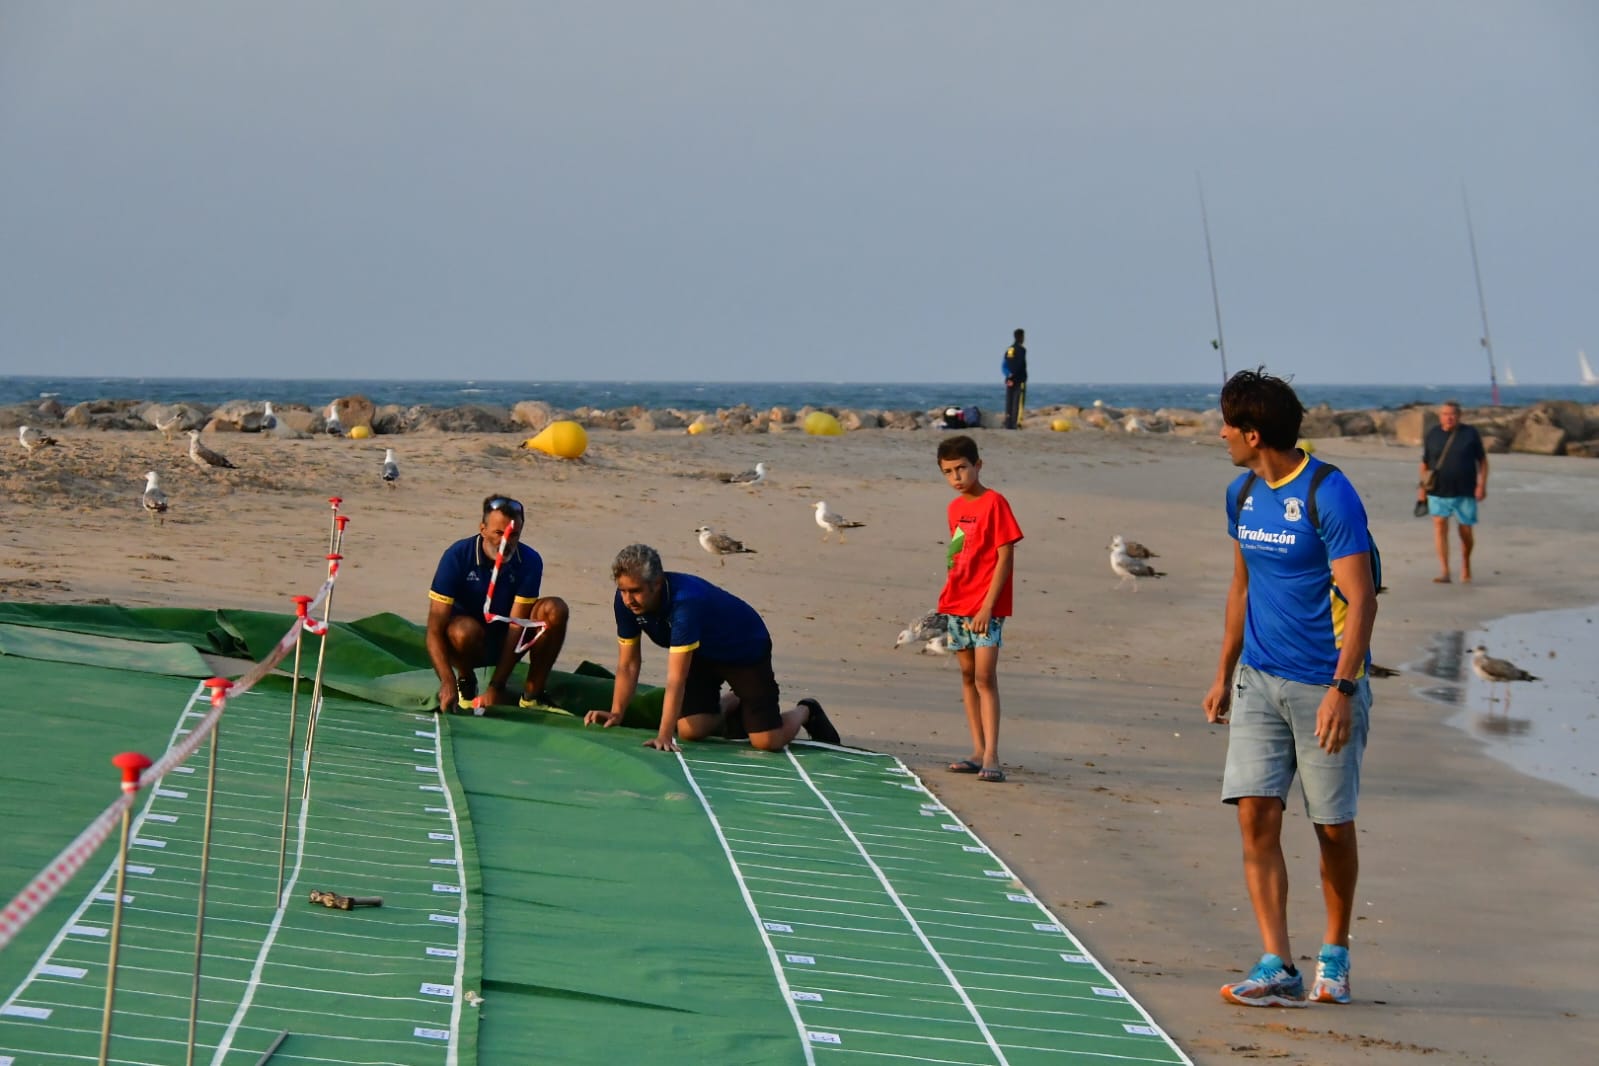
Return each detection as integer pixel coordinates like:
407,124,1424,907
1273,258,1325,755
955,648,983,764
749,705,814,751
520,597,570,697
1431,516,1451,582
1313,821,1359,948
1236,797,1291,961
1459,525,1475,583
972,645,1002,770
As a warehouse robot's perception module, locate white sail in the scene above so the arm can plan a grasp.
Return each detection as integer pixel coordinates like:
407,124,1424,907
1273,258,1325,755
1581,349,1599,386
1502,364,1517,386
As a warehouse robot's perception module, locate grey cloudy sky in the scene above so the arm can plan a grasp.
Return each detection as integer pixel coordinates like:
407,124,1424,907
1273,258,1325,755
2,1,1595,385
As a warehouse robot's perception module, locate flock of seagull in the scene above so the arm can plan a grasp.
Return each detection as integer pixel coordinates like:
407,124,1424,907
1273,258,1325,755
18,423,401,525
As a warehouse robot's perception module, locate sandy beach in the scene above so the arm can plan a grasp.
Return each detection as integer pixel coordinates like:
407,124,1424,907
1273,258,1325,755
4,425,1597,1064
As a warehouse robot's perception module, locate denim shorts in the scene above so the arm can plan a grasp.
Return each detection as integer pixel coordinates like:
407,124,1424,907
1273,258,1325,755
1427,495,1478,526
944,615,1005,651
1222,663,1370,824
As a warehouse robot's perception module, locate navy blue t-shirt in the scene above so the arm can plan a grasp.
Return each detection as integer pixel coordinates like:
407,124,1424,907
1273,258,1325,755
429,535,543,619
613,572,770,663
1225,456,1370,686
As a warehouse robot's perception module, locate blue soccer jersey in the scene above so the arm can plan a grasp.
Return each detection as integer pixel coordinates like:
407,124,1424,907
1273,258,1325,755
429,535,543,619
1226,456,1370,686
614,572,771,663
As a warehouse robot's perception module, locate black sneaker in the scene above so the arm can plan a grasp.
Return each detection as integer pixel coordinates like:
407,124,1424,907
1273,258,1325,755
797,698,840,745
456,671,479,712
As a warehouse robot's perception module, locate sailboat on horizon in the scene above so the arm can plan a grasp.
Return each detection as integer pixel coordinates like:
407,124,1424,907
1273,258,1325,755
1581,350,1599,386
1502,363,1517,387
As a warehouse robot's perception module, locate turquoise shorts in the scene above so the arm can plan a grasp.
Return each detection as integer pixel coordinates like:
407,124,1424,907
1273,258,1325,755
1427,495,1478,525
944,615,1005,651
1222,664,1370,824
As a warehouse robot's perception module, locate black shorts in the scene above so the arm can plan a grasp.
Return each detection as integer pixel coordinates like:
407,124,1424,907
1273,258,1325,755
683,644,783,734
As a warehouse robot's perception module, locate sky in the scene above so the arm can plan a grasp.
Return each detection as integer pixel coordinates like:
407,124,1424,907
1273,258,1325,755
1,2,1595,385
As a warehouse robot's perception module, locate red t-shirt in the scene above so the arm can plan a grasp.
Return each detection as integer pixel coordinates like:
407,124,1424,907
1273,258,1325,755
938,488,1024,617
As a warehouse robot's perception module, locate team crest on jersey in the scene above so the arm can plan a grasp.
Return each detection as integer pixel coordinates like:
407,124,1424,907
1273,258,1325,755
1282,497,1304,523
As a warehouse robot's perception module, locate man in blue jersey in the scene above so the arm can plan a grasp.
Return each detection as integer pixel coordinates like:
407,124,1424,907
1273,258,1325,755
426,494,569,713
583,543,840,752
1001,328,1027,430
1202,369,1378,1009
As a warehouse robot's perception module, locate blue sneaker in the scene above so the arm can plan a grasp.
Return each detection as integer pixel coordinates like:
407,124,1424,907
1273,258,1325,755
1312,944,1351,1004
1220,953,1307,1008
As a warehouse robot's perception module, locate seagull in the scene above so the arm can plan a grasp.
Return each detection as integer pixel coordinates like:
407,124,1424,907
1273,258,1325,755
325,402,345,437
922,632,954,656
1111,534,1159,560
695,526,756,566
381,448,399,487
187,430,237,470
141,471,169,525
1110,538,1165,590
18,426,58,454
895,610,947,649
155,413,184,441
261,402,278,431
719,461,769,485
814,501,866,542
1471,645,1539,684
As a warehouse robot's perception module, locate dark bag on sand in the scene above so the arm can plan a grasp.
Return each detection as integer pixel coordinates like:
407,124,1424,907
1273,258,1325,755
1413,498,1430,518
940,404,981,430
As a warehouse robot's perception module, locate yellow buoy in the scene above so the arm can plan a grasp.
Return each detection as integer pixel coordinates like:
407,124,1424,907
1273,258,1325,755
523,420,588,459
687,421,708,436
803,411,843,436
348,424,373,440
1297,438,1316,454
1050,418,1073,432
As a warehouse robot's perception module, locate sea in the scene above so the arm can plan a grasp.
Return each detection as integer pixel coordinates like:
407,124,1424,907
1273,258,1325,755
4,377,1595,414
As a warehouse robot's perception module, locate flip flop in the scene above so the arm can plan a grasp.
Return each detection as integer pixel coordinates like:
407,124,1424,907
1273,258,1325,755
948,759,982,774
978,767,1007,783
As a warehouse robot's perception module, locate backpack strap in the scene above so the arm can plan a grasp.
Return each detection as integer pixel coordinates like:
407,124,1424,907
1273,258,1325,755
1305,461,1336,531
1232,472,1258,526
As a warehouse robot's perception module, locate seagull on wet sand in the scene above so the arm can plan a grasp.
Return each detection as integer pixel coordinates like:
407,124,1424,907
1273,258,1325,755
18,426,58,455
895,610,947,649
141,471,169,524
1110,537,1165,590
381,448,399,487
696,526,756,566
814,501,866,542
1471,645,1540,684
1111,534,1158,560
719,461,769,486
188,430,237,470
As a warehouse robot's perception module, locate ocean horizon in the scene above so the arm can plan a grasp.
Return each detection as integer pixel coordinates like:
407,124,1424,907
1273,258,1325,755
4,376,1594,416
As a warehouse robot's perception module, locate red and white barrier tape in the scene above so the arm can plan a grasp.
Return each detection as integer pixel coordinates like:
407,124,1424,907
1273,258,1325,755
0,569,339,953
481,518,547,655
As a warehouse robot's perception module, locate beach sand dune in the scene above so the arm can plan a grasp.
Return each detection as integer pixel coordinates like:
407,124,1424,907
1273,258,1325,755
4,428,1598,1063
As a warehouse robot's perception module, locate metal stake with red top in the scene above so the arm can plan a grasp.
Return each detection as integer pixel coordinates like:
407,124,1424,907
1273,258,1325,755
99,751,152,1066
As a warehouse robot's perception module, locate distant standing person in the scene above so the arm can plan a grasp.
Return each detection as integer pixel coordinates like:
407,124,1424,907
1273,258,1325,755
1418,400,1488,583
936,435,1023,782
584,544,840,752
1203,368,1378,1008
1002,328,1027,430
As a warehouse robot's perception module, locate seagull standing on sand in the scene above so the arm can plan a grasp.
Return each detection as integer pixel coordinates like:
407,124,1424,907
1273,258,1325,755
155,413,183,441
1112,534,1159,560
719,461,769,485
1109,535,1165,590
261,402,278,431
141,471,169,525
894,610,947,649
18,426,58,455
188,430,237,470
1471,645,1540,684
325,402,345,437
814,501,866,543
381,448,399,487
696,526,756,566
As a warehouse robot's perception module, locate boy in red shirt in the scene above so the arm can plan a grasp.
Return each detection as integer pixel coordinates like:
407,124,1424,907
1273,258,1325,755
936,435,1024,782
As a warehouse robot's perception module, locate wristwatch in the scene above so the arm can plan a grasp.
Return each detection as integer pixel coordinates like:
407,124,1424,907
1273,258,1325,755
1332,677,1357,696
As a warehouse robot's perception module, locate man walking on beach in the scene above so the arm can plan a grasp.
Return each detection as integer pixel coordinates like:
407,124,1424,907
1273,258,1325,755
1203,368,1378,1008
426,494,569,712
1001,328,1027,430
584,543,840,752
1418,400,1488,583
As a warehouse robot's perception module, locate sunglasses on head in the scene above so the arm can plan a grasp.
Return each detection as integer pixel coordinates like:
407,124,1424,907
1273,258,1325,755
484,497,525,520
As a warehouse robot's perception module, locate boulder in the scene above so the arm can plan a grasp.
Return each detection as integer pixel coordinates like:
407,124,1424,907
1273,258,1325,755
881,409,921,430
1391,407,1438,447
837,409,881,431
141,403,209,436
648,408,688,430
511,400,556,432
411,405,518,433
1564,438,1599,459
1300,405,1343,438
331,395,377,433
1481,432,1511,454
36,397,64,419
768,406,794,425
1335,410,1378,437
1525,400,1588,440
371,405,409,436
208,399,269,432
63,399,147,430
1510,419,1567,456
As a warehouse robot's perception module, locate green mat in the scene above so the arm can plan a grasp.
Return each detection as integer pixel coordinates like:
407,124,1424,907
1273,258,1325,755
0,603,1190,1064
